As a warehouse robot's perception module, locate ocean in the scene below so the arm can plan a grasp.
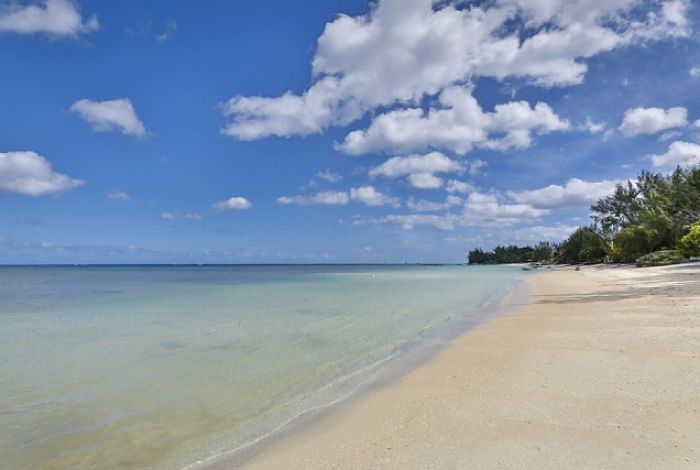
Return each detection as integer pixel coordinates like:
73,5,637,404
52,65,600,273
0,264,524,469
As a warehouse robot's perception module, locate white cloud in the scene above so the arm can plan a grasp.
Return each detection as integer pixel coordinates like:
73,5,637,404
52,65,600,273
508,178,618,209
356,190,548,231
580,116,606,134
106,190,130,201
222,78,351,139
161,212,203,221
278,187,399,207
156,19,176,43
407,173,444,189
461,191,548,226
368,151,463,189
338,86,569,155
70,98,147,137
509,224,579,244
350,185,400,207
602,128,616,141
212,196,253,211
618,106,688,137
277,191,349,205
407,195,461,212
445,179,475,194
468,159,487,176
222,0,688,141
658,0,691,36
316,169,342,182
0,151,83,196
691,66,700,78
355,213,460,231
447,224,577,247
649,141,700,167
0,0,98,36
659,130,682,142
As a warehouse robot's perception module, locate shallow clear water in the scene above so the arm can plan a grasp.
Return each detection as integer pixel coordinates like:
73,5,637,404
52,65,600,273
0,264,522,469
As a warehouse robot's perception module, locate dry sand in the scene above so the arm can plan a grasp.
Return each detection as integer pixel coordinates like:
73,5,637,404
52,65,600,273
237,264,700,469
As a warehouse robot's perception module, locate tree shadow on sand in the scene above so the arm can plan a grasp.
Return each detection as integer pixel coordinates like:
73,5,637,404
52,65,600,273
533,289,646,305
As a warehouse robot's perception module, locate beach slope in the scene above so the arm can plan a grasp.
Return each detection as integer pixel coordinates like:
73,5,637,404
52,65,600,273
238,264,700,469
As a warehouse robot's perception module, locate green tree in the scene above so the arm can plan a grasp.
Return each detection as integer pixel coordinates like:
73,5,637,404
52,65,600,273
557,227,607,264
532,242,553,262
591,181,642,235
592,166,700,260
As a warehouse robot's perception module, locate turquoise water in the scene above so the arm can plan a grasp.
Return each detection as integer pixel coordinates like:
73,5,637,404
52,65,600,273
0,265,522,469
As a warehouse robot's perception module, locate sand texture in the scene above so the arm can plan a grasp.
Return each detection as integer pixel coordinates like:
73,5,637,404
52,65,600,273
236,264,700,469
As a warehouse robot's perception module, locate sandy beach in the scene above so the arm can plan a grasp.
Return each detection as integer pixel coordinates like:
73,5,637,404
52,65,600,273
238,264,700,469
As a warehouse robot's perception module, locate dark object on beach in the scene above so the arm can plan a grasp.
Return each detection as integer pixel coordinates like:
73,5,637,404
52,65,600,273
575,266,581,271
635,250,685,267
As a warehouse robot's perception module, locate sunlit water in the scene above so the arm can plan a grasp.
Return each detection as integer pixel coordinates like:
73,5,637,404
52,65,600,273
0,265,523,469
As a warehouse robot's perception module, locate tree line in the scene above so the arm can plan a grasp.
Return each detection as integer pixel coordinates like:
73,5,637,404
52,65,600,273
469,166,700,266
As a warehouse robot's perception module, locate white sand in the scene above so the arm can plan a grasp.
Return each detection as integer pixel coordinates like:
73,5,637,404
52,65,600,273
236,264,700,469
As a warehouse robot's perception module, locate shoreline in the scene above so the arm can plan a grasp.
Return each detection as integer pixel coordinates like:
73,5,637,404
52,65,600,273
233,263,700,469
197,270,532,469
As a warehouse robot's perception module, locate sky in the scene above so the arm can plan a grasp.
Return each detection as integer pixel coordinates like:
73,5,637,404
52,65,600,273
1,0,700,264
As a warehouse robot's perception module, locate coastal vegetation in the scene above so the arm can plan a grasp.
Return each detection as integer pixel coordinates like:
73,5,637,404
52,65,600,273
635,250,685,267
466,243,553,264
469,166,700,266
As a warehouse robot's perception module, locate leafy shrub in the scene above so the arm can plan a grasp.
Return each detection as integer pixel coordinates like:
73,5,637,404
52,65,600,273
635,250,685,267
678,221,700,257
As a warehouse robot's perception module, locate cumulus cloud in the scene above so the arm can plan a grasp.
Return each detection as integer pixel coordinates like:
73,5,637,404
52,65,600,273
649,141,700,167
338,86,570,155
509,224,581,244
316,169,342,183
106,190,130,201
407,173,444,189
277,191,349,206
508,178,619,209
659,130,682,142
461,191,548,226
0,151,83,196
70,98,147,137
580,117,606,134
222,0,688,141
354,213,460,231
350,185,400,207
618,106,688,137
368,151,463,189
450,224,578,247
356,190,548,231
445,179,475,194
0,0,98,36
161,212,203,221
278,187,399,207
691,66,700,78
407,195,462,212
468,159,487,176
212,196,253,211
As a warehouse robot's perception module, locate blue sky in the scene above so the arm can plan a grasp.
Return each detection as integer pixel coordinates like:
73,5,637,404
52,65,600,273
1,0,699,264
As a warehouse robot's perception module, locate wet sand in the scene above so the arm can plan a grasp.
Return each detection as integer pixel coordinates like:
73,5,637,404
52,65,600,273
237,264,700,469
